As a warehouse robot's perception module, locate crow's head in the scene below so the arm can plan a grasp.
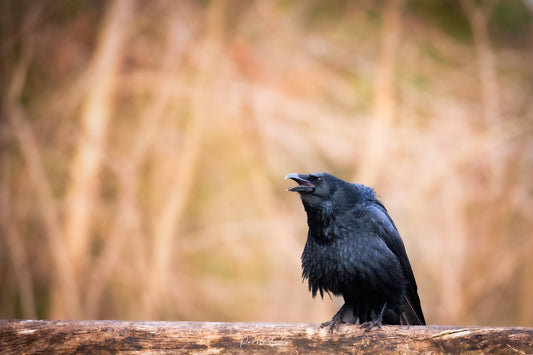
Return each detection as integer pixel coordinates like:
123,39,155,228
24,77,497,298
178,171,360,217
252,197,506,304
286,172,366,240
286,172,373,210
286,172,343,207
285,172,329,195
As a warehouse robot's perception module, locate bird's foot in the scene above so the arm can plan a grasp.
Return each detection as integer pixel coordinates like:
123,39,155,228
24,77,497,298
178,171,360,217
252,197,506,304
320,316,343,334
360,302,387,332
360,318,382,332
320,304,348,334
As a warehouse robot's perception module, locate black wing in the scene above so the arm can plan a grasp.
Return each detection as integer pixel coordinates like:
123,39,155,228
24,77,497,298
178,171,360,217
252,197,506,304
368,199,426,325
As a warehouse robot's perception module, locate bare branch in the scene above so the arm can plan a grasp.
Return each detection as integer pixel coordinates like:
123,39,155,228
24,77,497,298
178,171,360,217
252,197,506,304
1,321,533,354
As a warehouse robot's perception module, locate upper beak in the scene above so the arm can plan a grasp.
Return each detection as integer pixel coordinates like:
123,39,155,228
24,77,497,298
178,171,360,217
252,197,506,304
285,173,315,193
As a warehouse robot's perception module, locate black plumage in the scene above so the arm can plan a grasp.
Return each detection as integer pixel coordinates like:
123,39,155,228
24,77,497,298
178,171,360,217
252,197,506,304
286,172,425,332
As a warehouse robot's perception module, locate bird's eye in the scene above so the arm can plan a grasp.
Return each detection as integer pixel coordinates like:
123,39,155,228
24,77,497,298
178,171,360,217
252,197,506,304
316,176,323,182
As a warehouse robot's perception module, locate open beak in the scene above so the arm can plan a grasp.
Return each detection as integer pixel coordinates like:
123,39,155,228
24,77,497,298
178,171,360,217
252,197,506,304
285,173,315,193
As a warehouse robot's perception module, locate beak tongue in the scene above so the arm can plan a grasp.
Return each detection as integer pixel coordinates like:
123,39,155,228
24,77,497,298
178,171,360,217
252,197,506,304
285,173,315,193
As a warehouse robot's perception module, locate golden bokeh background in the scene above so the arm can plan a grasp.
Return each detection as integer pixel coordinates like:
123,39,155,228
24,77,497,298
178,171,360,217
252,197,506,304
1,0,533,326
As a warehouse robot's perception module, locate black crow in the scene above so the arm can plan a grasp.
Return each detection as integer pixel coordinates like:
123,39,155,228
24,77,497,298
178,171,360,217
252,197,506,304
286,172,425,332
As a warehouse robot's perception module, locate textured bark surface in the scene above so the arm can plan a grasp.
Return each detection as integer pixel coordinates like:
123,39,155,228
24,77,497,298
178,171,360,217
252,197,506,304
1,320,532,354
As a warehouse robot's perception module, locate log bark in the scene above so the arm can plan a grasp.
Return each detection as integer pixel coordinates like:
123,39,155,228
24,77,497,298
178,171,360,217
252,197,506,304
1,320,532,354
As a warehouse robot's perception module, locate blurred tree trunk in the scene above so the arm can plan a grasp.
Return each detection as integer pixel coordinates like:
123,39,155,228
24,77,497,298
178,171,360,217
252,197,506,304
460,0,500,129
84,8,190,319
143,0,227,319
356,0,405,184
3,5,80,319
459,0,503,187
459,0,510,325
59,0,133,318
1,157,36,318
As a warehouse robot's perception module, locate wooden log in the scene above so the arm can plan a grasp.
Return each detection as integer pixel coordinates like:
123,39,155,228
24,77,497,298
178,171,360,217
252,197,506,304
1,320,532,354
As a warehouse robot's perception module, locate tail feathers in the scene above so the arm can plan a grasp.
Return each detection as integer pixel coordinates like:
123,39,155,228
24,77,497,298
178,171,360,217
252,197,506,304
401,294,426,325
338,297,425,326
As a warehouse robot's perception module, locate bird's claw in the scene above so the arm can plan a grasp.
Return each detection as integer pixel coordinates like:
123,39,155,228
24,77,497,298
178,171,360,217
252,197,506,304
360,302,386,332
320,319,341,334
320,309,346,334
360,318,382,332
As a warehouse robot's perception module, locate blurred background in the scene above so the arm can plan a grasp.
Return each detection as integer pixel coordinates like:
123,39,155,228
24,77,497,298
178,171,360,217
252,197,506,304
1,0,533,326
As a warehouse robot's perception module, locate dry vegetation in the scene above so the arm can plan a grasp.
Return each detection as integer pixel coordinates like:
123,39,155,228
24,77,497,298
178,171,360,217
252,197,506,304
1,0,532,327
